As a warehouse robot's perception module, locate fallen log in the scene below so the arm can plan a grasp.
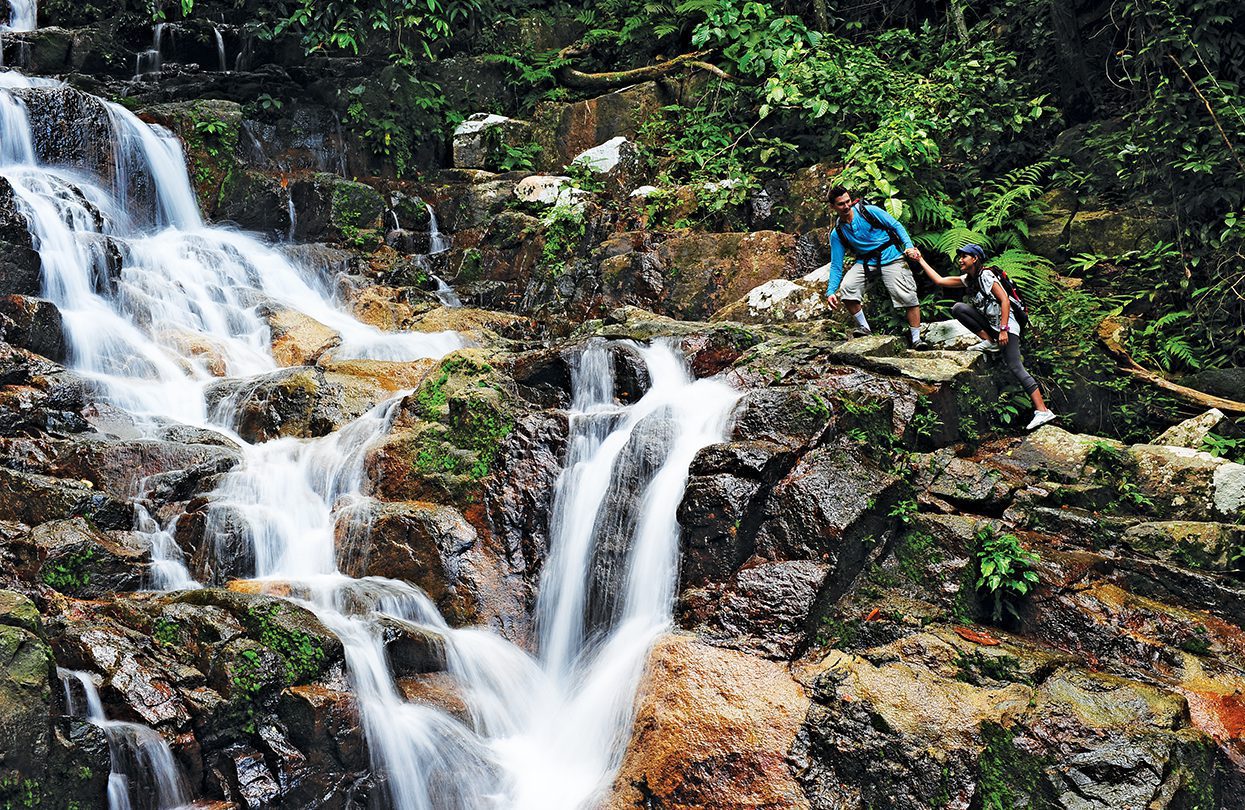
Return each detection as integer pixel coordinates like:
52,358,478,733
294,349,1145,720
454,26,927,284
1097,317,1245,415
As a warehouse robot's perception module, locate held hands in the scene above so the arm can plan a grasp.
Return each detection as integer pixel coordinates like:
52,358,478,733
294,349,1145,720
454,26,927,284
903,247,922,260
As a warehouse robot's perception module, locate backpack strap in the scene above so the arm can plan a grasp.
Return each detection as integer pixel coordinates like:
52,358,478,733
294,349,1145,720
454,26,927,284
835,200,903,270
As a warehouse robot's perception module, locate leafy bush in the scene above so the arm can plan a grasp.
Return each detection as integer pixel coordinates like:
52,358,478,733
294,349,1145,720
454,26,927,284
975,525,1039,623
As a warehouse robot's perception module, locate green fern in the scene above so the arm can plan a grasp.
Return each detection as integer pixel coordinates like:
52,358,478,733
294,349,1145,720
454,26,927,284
915,226,993,257
968,161,1053,235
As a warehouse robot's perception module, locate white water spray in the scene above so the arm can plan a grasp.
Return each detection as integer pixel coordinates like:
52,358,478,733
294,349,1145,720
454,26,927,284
2,66,741,810
59,669,193,810
3,0,35,32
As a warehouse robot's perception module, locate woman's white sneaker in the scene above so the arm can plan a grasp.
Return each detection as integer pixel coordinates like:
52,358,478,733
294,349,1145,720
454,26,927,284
968,339,1000,353
1026,409,1057,430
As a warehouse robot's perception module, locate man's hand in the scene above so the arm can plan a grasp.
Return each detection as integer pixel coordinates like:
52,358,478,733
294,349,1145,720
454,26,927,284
998,331,1010,347
904,247,922,260
826,293,841,310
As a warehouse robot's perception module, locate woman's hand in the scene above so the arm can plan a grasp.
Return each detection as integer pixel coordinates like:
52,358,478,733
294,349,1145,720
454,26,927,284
998,331,1010,347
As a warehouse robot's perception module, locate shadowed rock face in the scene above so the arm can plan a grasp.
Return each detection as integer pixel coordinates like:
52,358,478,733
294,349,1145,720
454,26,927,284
0,179,42,297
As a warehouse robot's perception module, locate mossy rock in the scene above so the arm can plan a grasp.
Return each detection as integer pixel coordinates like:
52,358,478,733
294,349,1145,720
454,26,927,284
369,350,519,502
172,589,341,686
290,173,385,247
141,100,244,215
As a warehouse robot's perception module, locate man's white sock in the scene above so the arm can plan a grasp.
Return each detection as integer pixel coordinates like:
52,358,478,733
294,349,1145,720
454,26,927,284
853,310,870,330
909,327,921,343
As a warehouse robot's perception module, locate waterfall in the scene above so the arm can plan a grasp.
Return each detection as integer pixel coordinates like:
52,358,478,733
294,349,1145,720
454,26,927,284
423,202,461,306
426,202,449,255
59,669,193,810
3,0,36,32
2,65,741,810
212,25,226,72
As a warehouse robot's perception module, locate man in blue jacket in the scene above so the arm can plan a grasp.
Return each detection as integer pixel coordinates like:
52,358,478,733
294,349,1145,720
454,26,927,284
823,185,929,349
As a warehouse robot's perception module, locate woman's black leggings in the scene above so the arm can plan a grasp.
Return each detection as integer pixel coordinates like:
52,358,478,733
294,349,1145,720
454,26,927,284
951,302,1039,395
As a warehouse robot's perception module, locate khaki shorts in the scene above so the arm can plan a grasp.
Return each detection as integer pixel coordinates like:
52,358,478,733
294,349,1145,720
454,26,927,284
836,259,919,309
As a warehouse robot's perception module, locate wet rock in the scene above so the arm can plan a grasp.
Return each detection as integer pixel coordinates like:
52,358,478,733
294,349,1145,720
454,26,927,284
604,633,810,809
793,638,1032,809
1154,408,1237,450
753,442,903,573
678,439,799,589
480,410,568,581
289,173,385,246
177,500,256,585
0,433,241,503
0,296,63,361
0,591,54,786
654,231,799,320
1027,205,1168,258
794,631,1225,810
1128,444,1245,521
375,617,447,676
451,113,534,171
279,683,366,775
0,466,132,529
991,425,1116,482
259,305,341,367
206,366,392,442
335,499,527,635
365,350,519,504
214,168,290,236
682,560,832,658
0,177,42,297
429,171,517,231
914,448,1018,511
28,517,146,596
427,56,513,116
1121,520,1245,573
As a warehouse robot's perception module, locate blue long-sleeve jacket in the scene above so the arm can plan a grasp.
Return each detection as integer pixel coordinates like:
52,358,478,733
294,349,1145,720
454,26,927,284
825,204,914,295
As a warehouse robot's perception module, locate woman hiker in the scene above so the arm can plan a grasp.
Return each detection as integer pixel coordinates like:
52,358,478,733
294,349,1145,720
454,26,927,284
916,244,1057,431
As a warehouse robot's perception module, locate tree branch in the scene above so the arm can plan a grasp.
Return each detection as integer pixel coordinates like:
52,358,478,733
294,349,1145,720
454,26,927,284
1097,317,1245,415
554,46,742,91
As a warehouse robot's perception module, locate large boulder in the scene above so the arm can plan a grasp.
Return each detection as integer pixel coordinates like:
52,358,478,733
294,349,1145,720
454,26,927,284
334,498,528,636
532,83,666,170
0,296,65,360
0,591,55,788
1127,444,1245,521
289,173,385,247
451,113,534,171
604,633,810,810
652,231,801,320
793,631,1226,809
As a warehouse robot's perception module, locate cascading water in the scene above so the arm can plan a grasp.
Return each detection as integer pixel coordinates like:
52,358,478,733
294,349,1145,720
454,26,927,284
2,0,36,32
59,669,193,810
423,202,462,306
212,25,226,71
1,62,741,809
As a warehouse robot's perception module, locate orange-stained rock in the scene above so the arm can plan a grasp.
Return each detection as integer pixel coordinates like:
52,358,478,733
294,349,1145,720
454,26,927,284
316,357,437,394
264,307,341,367
657,230,799,321
603,633,811,810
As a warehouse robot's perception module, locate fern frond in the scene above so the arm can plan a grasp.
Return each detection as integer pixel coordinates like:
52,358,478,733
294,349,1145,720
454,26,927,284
988,248,1056,294
969,160,1054,235
915,226,992,257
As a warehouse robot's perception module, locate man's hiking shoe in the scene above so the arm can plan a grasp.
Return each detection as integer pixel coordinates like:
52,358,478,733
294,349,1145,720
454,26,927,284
910,339,931,351
1025,410,1057,431
968,339,1001,353
850,327,873,338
